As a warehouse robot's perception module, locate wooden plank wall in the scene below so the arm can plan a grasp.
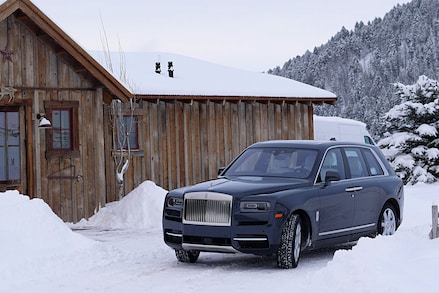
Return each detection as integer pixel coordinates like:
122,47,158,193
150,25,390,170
107,99,313,197
1,14,315,222
0,15,107,222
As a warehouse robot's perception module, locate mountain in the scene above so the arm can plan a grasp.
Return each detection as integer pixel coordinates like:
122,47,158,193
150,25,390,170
268,0,439,139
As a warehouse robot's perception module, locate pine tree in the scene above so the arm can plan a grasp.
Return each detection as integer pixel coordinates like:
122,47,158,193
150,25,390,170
378,75,439,184
268,0,439,141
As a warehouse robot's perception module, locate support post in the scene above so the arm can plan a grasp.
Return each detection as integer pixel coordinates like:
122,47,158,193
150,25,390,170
429,205,438,239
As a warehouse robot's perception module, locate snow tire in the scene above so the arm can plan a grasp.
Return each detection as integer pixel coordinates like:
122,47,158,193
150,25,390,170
277,214,302,269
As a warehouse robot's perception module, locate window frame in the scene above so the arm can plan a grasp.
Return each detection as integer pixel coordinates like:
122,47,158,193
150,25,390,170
116,115,139,150
44,101,80,158
0,107,21,184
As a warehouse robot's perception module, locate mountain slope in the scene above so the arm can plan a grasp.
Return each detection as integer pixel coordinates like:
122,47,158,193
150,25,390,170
269,0,439,138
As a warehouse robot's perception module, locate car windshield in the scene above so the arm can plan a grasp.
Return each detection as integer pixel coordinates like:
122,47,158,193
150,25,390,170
224,147,318,179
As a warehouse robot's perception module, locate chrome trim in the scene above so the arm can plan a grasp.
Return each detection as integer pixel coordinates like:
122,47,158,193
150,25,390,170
345,186,363,192
319,223,375,236
182,243,239,253
313,145,390,185
183,192,233,226
233,237,268,242
165,232,182,238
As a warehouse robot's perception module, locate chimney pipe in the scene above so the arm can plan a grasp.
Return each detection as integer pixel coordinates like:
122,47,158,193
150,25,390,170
155,62,161,74
168,61,174,78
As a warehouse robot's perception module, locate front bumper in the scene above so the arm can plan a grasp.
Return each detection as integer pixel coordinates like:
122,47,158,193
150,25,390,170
163,211,284,255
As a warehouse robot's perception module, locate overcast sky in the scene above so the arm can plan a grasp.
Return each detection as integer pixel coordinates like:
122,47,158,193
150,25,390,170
32,0,412,72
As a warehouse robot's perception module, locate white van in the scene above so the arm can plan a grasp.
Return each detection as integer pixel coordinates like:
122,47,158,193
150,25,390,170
313,115,375,145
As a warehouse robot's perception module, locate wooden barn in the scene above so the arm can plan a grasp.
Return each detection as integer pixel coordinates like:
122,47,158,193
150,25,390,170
0,0,132,222
0,0,336,222
97,51,338,200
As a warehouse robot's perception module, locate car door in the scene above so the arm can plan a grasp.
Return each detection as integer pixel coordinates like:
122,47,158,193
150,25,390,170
317,147,355,240
347,147,384,235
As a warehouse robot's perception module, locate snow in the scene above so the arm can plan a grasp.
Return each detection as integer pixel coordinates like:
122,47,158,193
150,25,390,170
1,181,438,292
75,181,167,230
90,51,337,99
417,124,437,136
379,75,439,184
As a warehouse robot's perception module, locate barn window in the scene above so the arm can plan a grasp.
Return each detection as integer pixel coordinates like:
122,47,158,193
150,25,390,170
116,116,138,150
44,101,79,158
0,108,20,184
51,109,72,150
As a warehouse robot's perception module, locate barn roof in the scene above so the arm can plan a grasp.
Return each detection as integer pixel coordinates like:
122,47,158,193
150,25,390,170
92,51,337,105
0,0,133,103
1,0,336,105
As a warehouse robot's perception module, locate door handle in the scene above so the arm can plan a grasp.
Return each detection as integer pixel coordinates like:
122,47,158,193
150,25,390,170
345,186,363,192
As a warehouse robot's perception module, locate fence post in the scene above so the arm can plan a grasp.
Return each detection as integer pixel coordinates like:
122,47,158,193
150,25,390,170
429,205,438,239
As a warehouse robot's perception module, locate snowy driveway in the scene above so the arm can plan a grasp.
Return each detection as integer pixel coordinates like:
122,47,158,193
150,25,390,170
67,228,338,293
2,182,438,293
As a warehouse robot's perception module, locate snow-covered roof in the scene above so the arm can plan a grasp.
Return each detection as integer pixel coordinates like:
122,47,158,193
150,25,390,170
90,51,337,100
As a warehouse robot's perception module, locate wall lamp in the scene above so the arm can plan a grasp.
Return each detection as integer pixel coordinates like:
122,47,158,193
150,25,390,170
36,114,51,128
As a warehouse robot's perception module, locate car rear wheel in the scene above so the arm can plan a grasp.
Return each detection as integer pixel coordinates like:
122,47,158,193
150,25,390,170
175,249,200,263
277,214,302,269
378,204,397,236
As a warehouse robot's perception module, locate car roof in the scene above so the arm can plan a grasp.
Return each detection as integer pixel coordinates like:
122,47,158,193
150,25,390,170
248,140,373,150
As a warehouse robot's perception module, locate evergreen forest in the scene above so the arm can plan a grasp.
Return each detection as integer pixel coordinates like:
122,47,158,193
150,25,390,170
268,0,439,140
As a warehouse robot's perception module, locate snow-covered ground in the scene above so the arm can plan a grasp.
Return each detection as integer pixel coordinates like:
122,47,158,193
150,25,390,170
1,181,437,293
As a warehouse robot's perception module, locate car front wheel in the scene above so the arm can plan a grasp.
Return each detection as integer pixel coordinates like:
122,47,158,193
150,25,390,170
378,204,397,236
277,214,302,269
175,249,200,263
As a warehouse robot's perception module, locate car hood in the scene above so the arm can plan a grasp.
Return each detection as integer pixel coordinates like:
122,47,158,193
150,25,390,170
181,176,311,199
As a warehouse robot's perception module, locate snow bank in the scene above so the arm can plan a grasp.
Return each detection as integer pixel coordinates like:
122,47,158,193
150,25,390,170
74,180,167,230
0,180,167,291
310,182,439,292
1,181,438,293
0,190,93,255
0,190,96,285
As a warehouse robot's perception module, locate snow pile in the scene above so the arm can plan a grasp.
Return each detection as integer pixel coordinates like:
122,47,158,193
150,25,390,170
0,190,97,285
0,190,93,256
74,180,167,230
0,181,438,292
310,183,439,292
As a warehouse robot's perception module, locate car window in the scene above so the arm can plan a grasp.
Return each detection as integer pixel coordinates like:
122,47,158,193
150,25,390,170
362,148,384,176
231,149,263,173
344,148,368,178
318,148,346,182
225,147,318,179
364,136,375,145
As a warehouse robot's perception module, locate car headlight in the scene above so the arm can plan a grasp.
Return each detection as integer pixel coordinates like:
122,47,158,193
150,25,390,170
240,201,271,212
167,197,183,207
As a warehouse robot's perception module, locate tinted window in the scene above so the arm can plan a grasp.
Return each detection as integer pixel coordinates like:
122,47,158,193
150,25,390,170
225,147,318,179
345,148,368,178
362,148,384,176
318,148,346,182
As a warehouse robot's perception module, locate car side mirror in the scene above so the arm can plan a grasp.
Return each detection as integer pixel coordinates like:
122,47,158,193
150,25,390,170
324,170,340,186
218,167,225,176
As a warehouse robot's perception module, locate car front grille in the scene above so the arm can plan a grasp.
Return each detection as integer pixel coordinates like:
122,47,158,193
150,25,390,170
183,192,232,226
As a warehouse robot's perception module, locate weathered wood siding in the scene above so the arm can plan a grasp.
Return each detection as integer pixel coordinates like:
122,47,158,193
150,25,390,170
1,12,317,223
0,15,107,222
106,99,313,197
